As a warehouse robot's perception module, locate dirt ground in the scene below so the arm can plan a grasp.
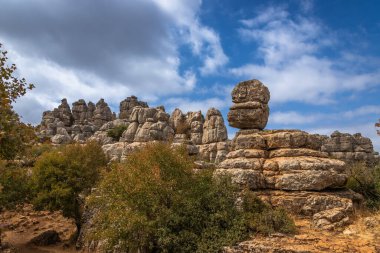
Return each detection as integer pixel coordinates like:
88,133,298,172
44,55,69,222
227,211,380,253
1,205,380,253
0,205,77,253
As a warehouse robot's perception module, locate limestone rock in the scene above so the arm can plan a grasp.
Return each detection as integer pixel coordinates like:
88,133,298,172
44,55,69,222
170,108,189,135
54,98,73,127
72,99,90,125
254,190,359,217
51,133,72,144
102,142,125,162
322,131,379,164
312,208,351,230
227,79,270,130
93,99,114,129
219,130,347,191
119,95,148,119
202,108,227,144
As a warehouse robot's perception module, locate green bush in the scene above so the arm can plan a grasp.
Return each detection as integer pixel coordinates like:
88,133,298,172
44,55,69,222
346,162,380,210
31,141,108,230
88,143,295,253
107,125,127,141
0,161,32,210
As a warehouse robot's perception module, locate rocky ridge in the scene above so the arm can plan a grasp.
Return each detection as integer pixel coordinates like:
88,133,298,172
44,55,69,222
38,96,229,163
216,79,362,230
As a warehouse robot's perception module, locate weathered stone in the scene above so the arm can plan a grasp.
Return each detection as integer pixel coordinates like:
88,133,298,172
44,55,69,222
228,79,270,130
312,208,351,230
321,131,379,164
119,95,148,119
202,108,227,144
231,79,270,104
255,190,359,217
93,99,113,129
72,99,89,125
102,142,125,162
54,98,73,127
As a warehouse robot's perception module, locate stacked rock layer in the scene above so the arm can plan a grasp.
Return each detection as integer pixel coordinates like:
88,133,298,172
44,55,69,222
217,79,361,230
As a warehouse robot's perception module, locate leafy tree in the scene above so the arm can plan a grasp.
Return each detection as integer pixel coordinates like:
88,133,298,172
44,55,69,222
88,143,295,253
32,141,108,232
107,125,128,141
346,162,380,210
0,43,35,160
0,161,33,210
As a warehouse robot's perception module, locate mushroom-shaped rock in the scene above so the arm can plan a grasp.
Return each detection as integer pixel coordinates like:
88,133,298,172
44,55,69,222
227,79,270,130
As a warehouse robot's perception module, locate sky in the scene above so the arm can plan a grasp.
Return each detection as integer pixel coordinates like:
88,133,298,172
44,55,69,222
1,0,380,150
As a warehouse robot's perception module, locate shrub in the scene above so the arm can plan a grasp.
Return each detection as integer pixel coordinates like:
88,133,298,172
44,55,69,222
346,162,380,210
31,141,108,230
88,143,295,253
107,125,128,141
0,161,32,210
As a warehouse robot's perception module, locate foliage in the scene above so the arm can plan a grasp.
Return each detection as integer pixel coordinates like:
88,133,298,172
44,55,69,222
22,143,55,167
107,125,128,141
0,43,35,160
88,143,295,253
31,141,108,228
241,191,296,235
0,161,32,210
346,162,380,210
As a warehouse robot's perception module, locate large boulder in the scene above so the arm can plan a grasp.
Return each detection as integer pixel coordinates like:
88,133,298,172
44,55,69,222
227,79,270,130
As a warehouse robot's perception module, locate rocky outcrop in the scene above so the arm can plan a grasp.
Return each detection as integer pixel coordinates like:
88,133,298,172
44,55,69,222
217,79,358,230
227,79,270,130
38,98,114,144
321,131,379,165
119,95,148,119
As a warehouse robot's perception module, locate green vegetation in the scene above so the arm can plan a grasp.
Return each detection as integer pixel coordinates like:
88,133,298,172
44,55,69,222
88,143,295,253
107,125,128,141
0,161,32,210
32,142,108,230
0,43,35,160
346,162,380,210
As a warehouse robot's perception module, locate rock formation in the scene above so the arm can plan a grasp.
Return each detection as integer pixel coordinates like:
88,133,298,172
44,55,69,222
92,106,229,163
321,131,379,165
38,98,114,144
217,79,360,230
119,96,148,119
227,79,270,130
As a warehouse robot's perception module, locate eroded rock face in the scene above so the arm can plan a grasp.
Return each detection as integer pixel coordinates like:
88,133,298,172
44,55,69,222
217,79,359,230
202,108,228,144
38,98,114,144
119,96,148,119
322,131,379,164
227,79,270,130
218,130,347,191
93,99,114,129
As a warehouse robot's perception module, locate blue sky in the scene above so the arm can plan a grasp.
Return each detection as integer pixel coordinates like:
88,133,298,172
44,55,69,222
1,0,380,150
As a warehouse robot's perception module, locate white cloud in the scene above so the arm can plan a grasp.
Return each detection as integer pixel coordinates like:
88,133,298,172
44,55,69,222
153,0,228,75
270,105,380,125
230,6,380,104
1,0,228,124
270,111,323,125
